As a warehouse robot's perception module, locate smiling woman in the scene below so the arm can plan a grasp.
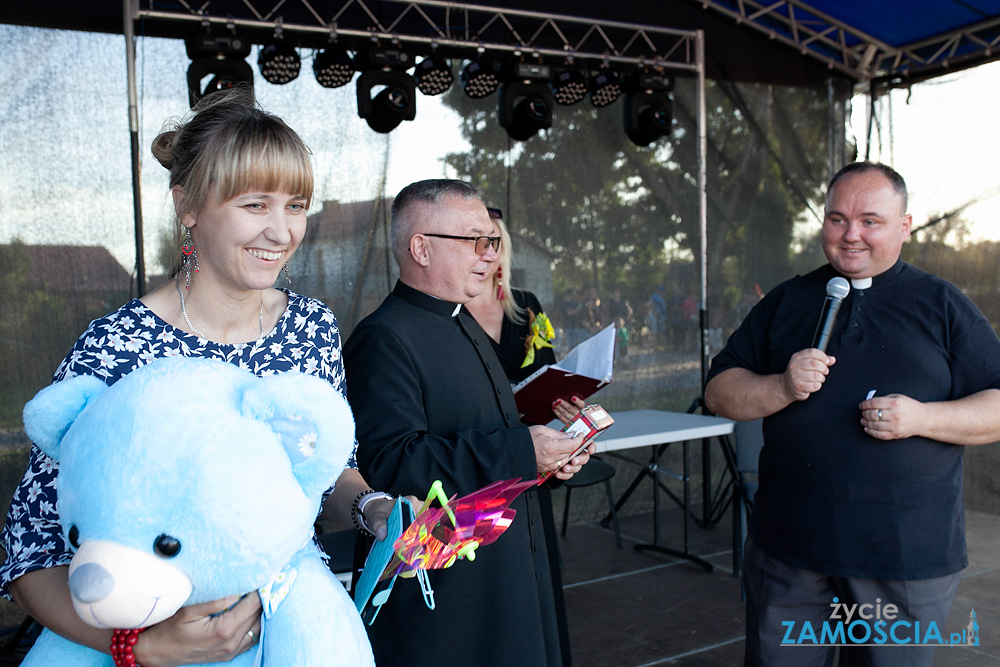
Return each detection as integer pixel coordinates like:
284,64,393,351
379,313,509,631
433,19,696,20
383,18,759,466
0,86,393,666
169,189,309,339
146,87,315,343
142,88,313,343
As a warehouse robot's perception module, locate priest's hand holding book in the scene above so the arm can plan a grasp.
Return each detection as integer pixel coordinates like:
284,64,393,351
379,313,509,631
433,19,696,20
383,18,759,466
530,426,593,481
536,404,615,484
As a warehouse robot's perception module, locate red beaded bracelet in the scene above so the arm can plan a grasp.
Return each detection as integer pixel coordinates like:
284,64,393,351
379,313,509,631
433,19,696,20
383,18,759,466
111,627,146,667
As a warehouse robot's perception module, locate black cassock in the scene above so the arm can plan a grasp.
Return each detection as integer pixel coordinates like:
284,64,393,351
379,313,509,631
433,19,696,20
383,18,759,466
487,288,573,667
344,281,563,667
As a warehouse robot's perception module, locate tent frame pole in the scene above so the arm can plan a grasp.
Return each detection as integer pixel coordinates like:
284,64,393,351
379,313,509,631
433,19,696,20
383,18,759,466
696,29,709,391
124,0,146,296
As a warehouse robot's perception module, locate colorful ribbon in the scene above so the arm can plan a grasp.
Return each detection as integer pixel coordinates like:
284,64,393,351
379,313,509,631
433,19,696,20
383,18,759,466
392,478,538,572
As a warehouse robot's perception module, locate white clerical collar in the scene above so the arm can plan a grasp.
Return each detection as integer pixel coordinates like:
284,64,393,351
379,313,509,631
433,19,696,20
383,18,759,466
452,303,462,317
851,277,873,290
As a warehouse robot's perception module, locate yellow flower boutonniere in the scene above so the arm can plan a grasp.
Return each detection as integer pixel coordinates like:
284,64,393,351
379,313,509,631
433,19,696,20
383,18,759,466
522,308,556,368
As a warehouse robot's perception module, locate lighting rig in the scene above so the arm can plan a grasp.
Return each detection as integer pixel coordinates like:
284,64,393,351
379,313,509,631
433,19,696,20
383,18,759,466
183,30,677,146
258,25,301,85
499,58,554,141
185,32,254,107
355,44,418,134
624,67,675,146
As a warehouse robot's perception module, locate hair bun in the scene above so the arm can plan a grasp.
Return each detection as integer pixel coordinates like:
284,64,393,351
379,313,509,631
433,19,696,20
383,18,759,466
151,129,178,170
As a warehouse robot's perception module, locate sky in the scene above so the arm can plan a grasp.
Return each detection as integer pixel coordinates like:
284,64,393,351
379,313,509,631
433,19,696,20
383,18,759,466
1,24,999,274
0,26,470,272
852,61,1000,243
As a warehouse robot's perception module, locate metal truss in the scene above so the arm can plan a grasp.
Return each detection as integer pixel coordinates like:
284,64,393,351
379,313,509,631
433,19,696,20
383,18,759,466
134,0,699,72
697,0,1000,84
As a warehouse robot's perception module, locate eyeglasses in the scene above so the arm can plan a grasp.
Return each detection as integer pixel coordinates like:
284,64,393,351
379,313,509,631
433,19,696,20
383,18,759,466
420,233,501,256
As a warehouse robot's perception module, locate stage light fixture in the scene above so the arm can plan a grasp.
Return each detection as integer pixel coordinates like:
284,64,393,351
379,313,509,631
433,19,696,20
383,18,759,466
499,82,552,140
355,46,417,133
499,62,554,141
258,40,301,85
589,66,623,107
185,33,253,107
313,48,355,88
414,54,454,96
552,64,588,106
623,69,675,146
461,53,503,98
357,69,416,133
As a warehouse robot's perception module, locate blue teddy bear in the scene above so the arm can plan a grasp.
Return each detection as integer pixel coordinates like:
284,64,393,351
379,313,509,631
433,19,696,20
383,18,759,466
18,356,375,666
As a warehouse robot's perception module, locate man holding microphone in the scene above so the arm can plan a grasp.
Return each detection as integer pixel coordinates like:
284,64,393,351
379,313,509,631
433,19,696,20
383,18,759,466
705,162,1000,666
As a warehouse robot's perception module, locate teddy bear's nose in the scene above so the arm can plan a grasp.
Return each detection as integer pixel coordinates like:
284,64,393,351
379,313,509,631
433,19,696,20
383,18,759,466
68,563,114,603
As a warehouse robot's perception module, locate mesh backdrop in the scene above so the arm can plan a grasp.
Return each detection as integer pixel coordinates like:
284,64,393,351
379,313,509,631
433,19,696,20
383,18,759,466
2,28,999,631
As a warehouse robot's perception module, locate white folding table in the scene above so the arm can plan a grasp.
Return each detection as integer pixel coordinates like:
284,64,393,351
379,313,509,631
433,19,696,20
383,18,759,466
592,409,734,570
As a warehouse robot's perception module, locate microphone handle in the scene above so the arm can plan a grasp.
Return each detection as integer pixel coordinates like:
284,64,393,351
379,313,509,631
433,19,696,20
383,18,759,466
812,296,844,353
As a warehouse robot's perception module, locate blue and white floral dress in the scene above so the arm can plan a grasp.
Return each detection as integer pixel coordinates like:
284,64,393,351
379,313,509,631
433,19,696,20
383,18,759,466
0,290,355,597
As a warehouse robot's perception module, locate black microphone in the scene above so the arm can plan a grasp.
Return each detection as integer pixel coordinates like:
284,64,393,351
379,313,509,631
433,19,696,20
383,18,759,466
811,277,850,352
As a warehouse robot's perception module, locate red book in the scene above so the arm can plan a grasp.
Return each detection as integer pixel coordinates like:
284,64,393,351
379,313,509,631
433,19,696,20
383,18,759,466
513,324,615,425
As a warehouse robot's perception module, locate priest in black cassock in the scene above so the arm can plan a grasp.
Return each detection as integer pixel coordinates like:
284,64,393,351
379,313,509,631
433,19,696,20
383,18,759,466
344,179,592,667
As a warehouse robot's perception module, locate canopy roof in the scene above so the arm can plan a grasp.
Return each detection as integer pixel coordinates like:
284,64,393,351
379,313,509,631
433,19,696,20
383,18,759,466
698,0,1000,87
3,0,999,88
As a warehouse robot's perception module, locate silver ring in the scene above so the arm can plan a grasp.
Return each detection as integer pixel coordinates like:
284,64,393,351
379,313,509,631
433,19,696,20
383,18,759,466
877,409,883,421
247,629,257,643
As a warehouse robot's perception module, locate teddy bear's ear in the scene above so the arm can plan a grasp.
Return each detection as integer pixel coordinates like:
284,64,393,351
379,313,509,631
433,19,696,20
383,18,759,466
268,416,321,465
23,375,109,461
241,372,356,499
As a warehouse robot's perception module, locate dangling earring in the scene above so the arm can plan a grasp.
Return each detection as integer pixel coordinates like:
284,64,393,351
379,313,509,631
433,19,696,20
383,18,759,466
496,267,505,301
181,228,199,290
282,263,291,285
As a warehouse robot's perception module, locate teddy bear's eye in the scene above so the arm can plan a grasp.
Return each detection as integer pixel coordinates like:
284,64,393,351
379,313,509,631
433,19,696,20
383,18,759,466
153,534,182,558
68,525,80,550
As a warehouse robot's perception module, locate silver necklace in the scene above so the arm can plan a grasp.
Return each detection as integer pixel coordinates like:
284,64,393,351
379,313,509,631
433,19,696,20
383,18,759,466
175,275,264,341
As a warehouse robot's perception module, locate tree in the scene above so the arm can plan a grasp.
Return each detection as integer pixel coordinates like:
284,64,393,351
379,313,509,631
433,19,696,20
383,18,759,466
905,213,1000,333
0,241,69,428
441,77,836,332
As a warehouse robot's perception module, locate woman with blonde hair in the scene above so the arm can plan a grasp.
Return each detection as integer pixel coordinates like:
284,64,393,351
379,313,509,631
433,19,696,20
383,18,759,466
465,208,585,421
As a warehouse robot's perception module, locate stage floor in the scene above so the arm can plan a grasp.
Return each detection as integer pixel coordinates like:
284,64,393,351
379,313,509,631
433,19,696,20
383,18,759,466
561,507,1000,666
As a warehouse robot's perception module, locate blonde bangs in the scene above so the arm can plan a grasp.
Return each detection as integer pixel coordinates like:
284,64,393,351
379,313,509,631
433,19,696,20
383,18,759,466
161,90,316,275
207,123,314,207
